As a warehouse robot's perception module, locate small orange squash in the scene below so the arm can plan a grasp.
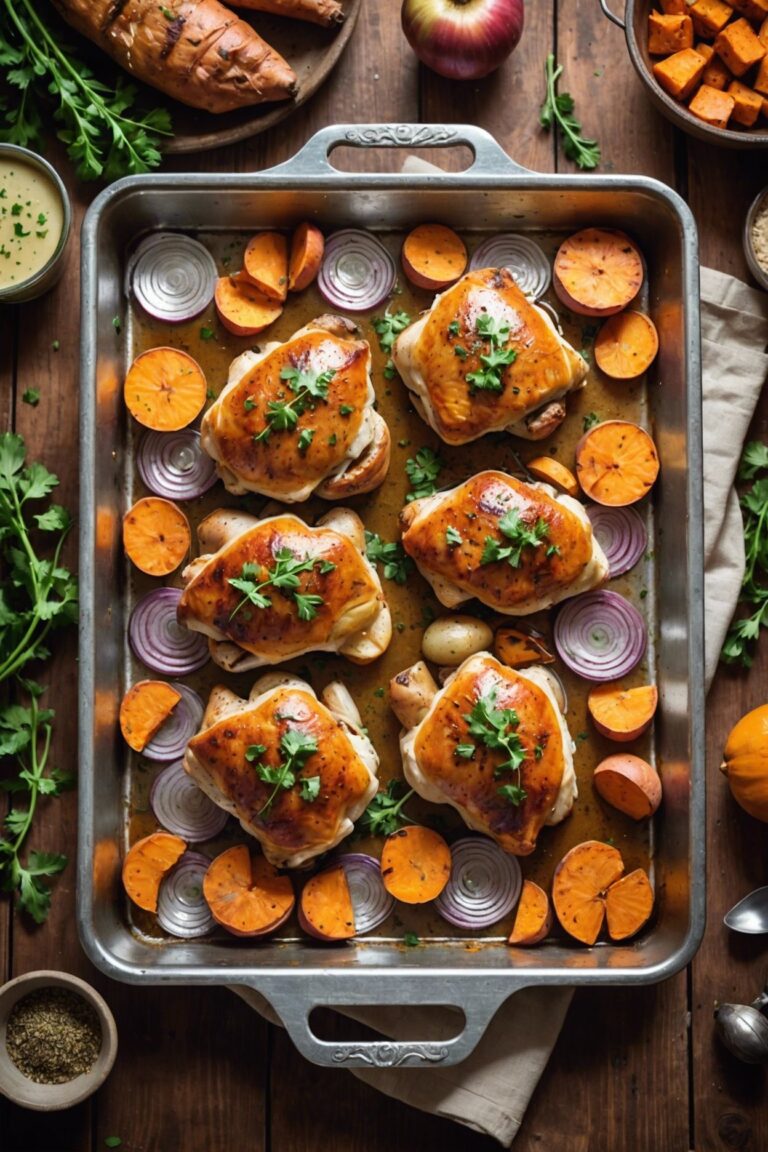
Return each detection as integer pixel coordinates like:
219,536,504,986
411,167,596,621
721,704,768,822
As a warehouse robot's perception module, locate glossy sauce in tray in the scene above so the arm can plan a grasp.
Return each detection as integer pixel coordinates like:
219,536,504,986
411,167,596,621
122,228,656,946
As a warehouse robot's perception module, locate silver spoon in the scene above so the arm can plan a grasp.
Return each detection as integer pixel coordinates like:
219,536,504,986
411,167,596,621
723,886,768,934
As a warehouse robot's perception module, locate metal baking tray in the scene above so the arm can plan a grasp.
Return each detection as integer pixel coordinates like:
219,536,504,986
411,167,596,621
78,123,705,1068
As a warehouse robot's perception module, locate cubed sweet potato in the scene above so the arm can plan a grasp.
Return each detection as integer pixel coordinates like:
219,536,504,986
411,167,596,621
690,0,734,39
730,0,768,23
660,0,687,11
653,47,708,99
695,40,716,62
702,51,733,86
714,17,766,76
728,79,764,123
753,53,768,94
649,11,694,53
689,82,736,125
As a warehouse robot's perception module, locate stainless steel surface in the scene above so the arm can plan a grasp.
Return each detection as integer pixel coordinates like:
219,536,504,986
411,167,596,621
0,144,71,303
602,0,768,150
744,189,768,292
724,887,768,934
78,123,705,1069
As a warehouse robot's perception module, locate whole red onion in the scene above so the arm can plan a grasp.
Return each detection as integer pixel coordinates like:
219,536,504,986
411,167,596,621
401,0,525,81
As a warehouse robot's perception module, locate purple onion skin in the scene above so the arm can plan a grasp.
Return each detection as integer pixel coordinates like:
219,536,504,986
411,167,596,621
401,0,524,81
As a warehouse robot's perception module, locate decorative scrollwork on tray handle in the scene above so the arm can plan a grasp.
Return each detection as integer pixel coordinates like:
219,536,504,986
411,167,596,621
345,126,458,148
331,1042,450,1067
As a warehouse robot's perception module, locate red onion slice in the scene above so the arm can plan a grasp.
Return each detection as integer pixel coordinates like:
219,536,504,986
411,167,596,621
317,230,396,312
337,853,395,934
554,590,647,682
585,504,647,578
136,430,218,501
435,837,522,929
469,234,551,300
157,851,215,938
150,760,229,843
129,588,210,677
129,233,217,323
143,682,204,762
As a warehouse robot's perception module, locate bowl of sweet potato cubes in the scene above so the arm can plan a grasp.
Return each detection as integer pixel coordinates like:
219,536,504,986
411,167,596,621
602,0,768,146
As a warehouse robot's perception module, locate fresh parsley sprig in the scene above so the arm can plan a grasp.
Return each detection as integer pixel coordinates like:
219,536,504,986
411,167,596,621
364,531,414,585
372,310,411,354
0,0,171,180
460,689,528,807
465,314,517,395
228,549,335,622
246,729,320,816
252,365,334,444
722,441,768,667
0,433,77,922
405,447,444,502
358,779,415,837
480,507,553,569
540,54,601,172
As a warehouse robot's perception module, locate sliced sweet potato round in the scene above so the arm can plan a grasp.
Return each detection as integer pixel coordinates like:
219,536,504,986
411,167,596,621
605,868,654,941
381,826,452,904
124,347,207,432
553,228,644,317
122,831,187,913
119,680,181,752
214,273,283,336
401,223,468,290
552,840,625,945
575,420,660,506
203,845,295,938
526,456,579,497
123,496,191,577
593,754,662,820
298,865,355,941
508,879,552,946
588,682,658,742
594,311,659,379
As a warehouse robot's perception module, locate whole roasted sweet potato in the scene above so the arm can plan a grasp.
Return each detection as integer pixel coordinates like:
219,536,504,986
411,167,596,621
236,0,345,27
52,0,297,114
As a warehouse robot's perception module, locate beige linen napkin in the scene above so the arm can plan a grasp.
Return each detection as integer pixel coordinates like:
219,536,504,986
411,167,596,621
230,265,768,1146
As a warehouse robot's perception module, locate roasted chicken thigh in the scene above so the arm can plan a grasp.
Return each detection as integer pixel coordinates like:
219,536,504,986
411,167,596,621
185,676,379,869
201,315,390,502
390,653,576,856
392,267,587,444
177,507,392,671
400,471,608,615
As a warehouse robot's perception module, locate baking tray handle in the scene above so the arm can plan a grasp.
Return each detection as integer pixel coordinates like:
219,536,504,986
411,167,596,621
598,0,625,29
264,123,533,179
254,978,525,1068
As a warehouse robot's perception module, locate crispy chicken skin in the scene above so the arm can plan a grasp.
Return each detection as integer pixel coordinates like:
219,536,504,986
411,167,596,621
400,471,608,615
177,507,392,671
185,677,379,868
391,654,576,856
201,316,390,502
392,267,587,444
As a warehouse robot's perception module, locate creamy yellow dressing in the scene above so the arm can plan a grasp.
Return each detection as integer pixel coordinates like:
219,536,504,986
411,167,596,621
0,158,64,289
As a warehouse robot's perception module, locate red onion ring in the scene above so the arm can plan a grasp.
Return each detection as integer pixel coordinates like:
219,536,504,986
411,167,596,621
435,837,522,929
157,851,215,938
129,588,210,677
585,504,647,578
143,682,204,762
136,430,218,501
336,853,395,934
129,233,217,323
317,230,396,312
150,760,228,843
554,590,647,682
469,234,551,300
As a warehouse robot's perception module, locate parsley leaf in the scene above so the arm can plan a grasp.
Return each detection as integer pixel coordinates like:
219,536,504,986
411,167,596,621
405,447,444,502
299,775,321,803
582,411,601,432
253,365,334,445
480,507,550,569
364,531,414,585
253,728,319,816
465,314,517,394
372,309,411,354
228,550,334,622
358,779,415,837
403,931,420,947
463,689,528,806
22,388,39,406
539,54,601,171
722,440,768,667
446,525,463,547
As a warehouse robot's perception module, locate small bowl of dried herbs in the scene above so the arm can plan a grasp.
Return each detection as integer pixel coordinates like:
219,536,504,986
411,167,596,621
0,970,117,1110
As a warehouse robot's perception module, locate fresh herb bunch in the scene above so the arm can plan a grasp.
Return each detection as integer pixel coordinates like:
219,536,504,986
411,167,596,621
465,314,517,394
540,54,601,171
359,779,415,837
460,689,528,807
0,0,171,180
405,447,444,502
246,728,320,816
364,531,414,585
228,550,335,622
0,433,77,922
481,506,555,568
722,441,768,668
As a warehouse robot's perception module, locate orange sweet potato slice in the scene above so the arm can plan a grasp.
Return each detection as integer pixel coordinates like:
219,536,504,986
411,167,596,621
526,456,579,497
298,865,356,941
380,826,452,904
553,228,644,317
214,273,283,336
605,869,654,940
594,311,659,380
124,347,207,432
288,222,325,291
119,680,181,752
593,754,663,820
243,231,289,301
552,840,625,945
575,420,660,506
588,682,659,742
401,223,468,290
494,626,555,669
122,832,186,913
508,879,552,946
203,845,295,937
122,496,191,577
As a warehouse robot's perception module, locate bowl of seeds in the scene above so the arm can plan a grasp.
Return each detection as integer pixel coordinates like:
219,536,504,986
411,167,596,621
0,970,117,1110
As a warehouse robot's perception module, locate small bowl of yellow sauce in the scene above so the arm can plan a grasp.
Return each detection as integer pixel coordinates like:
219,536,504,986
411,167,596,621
0,144,71,303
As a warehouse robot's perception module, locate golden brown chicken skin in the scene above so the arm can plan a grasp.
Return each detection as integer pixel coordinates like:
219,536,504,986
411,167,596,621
400,471,606,615
392,268,587,445
185,681,378,868
178,514,383,664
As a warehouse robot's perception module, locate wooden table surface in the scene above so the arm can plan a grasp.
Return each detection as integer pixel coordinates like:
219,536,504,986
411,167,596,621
2,3,768,1150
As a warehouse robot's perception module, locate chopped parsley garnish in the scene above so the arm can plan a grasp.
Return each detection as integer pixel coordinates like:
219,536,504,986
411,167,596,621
446,525,463,547
199,324,215,341
461,688,528,807
297,428,315,455
244,396,257,412
454,345,468,360
13,223,29,238
403,931,420,947
228,550,335,622
372,309,411,354
582,411,601,432
359,779,415,837
253,365,334,443
465,313,517,394
364,531,414,585
480,506,550,568
247,728,320,816
405,446,444,502
447,320,460,337
339,404,355,417
22,389,39,406
299,775,321,803
383,358,397,380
